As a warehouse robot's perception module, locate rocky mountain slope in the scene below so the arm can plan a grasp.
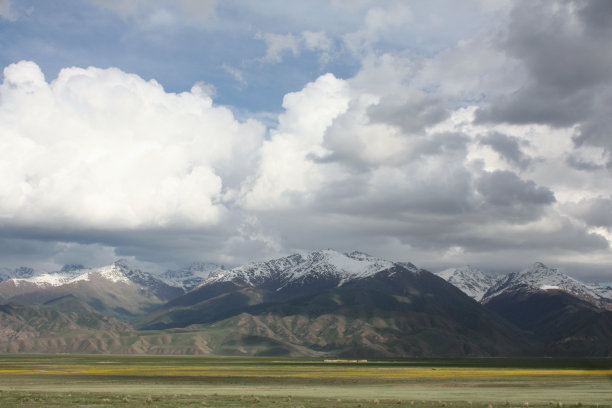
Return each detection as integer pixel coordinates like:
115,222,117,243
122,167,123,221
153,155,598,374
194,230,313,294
0,298,132,353
137,250,534,357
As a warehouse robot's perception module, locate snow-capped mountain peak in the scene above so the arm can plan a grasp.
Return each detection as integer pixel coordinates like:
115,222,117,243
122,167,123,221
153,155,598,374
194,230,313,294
482,262,612,303
0,259,231,294
93,262,133,283
0,266,37,281
437,261,612,306
60,264,86,273
200,249,410,289
160,262,226,290
8,266,87,287
3,261,140,288
436,265,496,301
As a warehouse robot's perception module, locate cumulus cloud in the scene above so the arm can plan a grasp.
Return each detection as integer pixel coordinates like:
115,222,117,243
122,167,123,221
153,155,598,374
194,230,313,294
0,61,264,230
2,0,612,282
241,73,351,209
238,56,606,275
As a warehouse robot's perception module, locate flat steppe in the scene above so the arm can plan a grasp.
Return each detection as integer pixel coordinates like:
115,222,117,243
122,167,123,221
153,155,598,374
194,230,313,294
0,355,610,407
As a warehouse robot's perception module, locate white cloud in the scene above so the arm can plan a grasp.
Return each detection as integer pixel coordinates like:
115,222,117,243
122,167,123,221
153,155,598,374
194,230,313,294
0,0,15,21
0,61,264,229
236,39,612,278
221,64,246,85
241,73,351,210
302,31,333,52
87,0,218,25
255,32,301,63
343,2,413,55
2,0,612,281
302,31,334,63
256,30,336,65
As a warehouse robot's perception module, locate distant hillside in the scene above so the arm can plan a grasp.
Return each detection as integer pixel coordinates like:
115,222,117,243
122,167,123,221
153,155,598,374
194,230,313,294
0,300,130,353
0,261,182,321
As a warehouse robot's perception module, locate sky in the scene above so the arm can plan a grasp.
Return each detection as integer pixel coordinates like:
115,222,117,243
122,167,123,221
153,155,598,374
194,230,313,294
1,0,612,282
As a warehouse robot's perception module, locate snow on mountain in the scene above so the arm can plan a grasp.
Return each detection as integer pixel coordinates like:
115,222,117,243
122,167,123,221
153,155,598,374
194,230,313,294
13,270,86,287
5,262,137,288
60,264,86,272
92,261,135,284
436,265,496,301
591,285,612,301
482,262,612,303
0,268,12,282
0,266,37,281
160,262,226,290
200,249,410,289
1,260,229,295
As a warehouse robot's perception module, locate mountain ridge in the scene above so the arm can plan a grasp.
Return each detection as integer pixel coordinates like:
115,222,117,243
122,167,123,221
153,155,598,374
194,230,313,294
1,252,611,356
437,262,612,308
135,250,535,357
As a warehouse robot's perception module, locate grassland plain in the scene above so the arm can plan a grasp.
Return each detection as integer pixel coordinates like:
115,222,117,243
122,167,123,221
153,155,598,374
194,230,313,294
0,355,611,408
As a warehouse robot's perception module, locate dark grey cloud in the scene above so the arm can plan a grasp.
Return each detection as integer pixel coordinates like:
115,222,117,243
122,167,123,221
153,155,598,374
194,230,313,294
367,93,450,134
252,198,609,275
476,170,556,222
571,91,612,153
476,85,593,127
0,211,279,272
0,237,62,268
480,132,532,169
414,132,470,158
476,170,555,206
475,0,612,136
564,196,612,229
401,215,609,254
504,1,612,92
312,161,474,217
577,0,612,34
565,154,604,172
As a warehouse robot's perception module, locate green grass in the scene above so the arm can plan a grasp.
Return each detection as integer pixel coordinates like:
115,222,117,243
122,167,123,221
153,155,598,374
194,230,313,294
0,355,611,407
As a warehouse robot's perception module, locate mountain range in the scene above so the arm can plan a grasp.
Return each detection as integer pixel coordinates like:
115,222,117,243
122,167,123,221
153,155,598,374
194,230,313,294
436,262,612,306
1,250,611,356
